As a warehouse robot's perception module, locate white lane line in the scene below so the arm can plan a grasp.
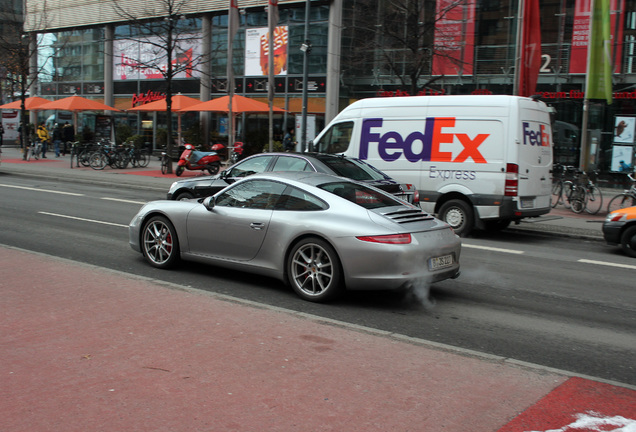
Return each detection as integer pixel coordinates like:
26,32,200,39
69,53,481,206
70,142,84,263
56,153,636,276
0,183,84,196
38,212,128,228
578,259,636,270
461,243,525,255
100,197,147,205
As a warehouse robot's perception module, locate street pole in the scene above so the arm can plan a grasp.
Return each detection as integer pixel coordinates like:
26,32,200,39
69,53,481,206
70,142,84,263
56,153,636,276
300,0,310,152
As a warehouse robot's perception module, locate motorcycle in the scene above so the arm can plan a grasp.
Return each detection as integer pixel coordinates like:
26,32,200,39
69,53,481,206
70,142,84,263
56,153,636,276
176,143,224,176
230,141,244,164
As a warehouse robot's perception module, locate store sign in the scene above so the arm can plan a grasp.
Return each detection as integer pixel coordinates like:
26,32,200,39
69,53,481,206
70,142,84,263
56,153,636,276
569,0,625,74
131,91,166,107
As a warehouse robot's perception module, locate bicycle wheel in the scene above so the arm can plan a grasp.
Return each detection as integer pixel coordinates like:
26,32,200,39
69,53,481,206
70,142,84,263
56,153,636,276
138,152,149,167
584,185,603,215
551,181,563,208
160,155,169,175
78,149,92,167
562,181,574,209
89,152,107,170
607,194,635,213
570,187,586,214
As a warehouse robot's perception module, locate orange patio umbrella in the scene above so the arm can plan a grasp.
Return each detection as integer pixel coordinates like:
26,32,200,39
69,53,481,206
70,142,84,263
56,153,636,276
128,94,201,144
38,95,120,140
179,94,286,113
38,95,120,112
0,96,51,110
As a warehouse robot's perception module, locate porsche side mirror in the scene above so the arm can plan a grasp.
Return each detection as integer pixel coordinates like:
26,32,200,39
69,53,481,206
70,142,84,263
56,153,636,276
203,196,215,211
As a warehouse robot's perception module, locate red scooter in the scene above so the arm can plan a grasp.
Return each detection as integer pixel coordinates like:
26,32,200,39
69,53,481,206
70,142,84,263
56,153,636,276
176,143,224,176
230,141,244,164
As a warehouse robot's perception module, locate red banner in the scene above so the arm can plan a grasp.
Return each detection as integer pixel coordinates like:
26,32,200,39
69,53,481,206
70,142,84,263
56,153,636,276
432,0,476,76
569,0,625,74
518,0,542,96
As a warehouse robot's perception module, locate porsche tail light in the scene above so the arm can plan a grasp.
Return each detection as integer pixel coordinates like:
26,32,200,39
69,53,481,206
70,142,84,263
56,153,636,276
356,233,412,244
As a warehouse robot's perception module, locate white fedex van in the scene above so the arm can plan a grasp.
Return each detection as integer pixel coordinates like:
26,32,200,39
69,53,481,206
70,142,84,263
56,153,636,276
312,95,553,236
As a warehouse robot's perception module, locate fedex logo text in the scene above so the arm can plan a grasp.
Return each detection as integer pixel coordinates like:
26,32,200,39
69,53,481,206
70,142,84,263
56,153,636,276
359,118,490,163
523,122,550,146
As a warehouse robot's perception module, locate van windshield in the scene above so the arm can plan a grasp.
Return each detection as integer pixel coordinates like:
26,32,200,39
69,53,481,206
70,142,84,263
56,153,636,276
313,121,354,154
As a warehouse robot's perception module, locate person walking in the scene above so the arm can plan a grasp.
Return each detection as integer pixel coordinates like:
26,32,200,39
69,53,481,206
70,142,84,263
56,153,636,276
0,123,4,148
52,123,62,157
62,121,74,156
36,122,50,158
283,128,296,152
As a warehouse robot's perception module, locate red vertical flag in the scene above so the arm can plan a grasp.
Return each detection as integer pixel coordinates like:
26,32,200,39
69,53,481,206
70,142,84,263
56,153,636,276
518,0,542,97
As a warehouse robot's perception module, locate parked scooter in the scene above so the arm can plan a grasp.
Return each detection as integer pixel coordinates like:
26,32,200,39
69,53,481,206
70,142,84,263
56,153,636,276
230,141,244,164
176,143,224,176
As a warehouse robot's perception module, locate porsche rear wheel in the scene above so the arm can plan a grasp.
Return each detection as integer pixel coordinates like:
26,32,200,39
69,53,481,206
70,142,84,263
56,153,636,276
287,238,343,302
141,216,180,269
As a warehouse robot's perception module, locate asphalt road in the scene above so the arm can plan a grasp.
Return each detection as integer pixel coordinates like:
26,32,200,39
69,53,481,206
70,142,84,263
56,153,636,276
0,174,634,386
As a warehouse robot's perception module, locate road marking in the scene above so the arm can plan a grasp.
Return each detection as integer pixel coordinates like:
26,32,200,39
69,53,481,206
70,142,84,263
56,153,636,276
462,243,525,255
578,258,636,270
0,183,84,196
38,212,128,228
100,197,147,205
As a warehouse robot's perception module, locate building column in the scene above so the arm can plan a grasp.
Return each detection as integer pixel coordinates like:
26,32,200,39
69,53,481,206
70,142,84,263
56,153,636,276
200,13,212,145
104,24,114,107
325,0,343,123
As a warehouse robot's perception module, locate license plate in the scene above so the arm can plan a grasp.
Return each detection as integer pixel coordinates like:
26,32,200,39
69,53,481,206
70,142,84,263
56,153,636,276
520,198,534,209
428,254,454,270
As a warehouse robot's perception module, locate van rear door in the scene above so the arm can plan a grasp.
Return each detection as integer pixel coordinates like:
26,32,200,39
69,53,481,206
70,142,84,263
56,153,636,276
515,100,553,210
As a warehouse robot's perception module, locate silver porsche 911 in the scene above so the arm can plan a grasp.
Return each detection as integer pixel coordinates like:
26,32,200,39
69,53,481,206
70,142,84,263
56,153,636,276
129,171,461,302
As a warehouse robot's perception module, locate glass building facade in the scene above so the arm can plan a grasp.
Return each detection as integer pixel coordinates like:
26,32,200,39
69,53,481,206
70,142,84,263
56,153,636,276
13,0,636,176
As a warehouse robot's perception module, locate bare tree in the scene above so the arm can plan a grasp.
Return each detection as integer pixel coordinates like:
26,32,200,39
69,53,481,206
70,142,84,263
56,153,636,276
343,0,470,96
112,0,207,174
0,7,57,159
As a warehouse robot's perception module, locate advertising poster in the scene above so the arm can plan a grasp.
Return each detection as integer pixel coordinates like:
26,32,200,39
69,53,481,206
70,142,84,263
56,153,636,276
245,26,288,76
569,0,625,74
610,145,634,172
432,0,476,76
113,34,201,80
614,116,635,143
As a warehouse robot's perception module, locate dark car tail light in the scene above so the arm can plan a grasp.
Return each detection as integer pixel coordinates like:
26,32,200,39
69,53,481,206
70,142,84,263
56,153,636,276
356,233,412,244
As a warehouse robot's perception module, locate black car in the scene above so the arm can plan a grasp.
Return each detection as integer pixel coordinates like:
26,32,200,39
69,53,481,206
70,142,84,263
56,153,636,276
166,152,419,204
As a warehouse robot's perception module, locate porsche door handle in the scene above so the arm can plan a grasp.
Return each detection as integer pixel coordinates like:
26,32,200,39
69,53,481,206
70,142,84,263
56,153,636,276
250,222,265,230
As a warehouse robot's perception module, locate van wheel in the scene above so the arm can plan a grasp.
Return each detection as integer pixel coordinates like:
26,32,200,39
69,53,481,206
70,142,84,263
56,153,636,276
439,199,473,237
620,226,636,258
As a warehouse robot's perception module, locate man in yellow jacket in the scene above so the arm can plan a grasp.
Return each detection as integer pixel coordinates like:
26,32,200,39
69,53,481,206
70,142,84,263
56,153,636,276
36,122,50,158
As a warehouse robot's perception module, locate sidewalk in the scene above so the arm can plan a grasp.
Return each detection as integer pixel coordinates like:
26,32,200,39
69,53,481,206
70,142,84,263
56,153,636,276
2,145,635,431
1,246,634,431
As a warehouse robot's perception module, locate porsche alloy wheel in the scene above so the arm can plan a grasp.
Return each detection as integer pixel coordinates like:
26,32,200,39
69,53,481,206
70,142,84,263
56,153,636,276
288,238,343,302
141,216,180,269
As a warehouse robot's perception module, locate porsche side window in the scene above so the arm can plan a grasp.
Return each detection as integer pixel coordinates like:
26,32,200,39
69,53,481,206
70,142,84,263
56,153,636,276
216,180,286,209
229,156,274,178
275,186,327,211
313,122,354,154
272,156,312,172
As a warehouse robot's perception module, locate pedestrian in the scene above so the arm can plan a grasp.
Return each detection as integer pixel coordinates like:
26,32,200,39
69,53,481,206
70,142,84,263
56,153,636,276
36,122,50,158
283,128,296,152
62,121,74,156
52,123,62,157
0,123,4,147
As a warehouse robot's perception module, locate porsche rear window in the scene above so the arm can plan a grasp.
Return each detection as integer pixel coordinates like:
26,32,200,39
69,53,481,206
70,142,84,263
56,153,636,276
320,181,402,209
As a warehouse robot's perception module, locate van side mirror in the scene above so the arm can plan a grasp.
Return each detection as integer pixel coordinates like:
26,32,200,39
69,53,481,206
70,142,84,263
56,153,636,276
203,196,215,211
220,169,229,179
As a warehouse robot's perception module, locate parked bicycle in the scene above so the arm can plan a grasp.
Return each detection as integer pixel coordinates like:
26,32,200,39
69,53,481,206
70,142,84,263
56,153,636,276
607,172,636,213
26,140,43,161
